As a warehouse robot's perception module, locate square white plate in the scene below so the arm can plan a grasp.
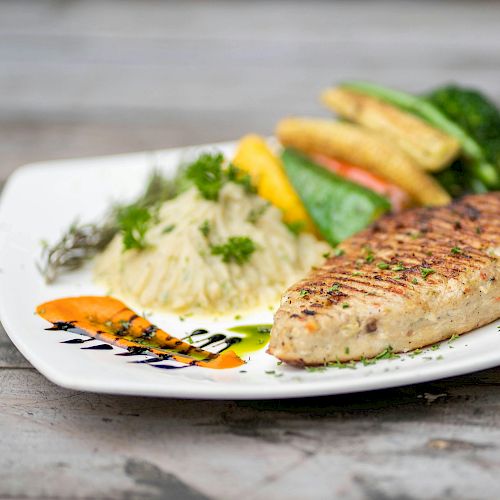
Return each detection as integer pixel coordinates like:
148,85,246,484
0,141,499,399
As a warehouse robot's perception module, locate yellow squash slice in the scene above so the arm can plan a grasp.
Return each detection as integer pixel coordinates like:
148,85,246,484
233,134,316,232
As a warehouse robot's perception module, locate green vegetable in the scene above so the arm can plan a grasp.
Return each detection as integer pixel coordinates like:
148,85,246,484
341,81,500,189
281,148,390,245
211,236,256,265
427,85,500,173
117,206,152,250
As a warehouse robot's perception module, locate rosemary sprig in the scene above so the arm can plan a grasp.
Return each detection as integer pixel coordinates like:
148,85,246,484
38,219,116,284
38,170,176,283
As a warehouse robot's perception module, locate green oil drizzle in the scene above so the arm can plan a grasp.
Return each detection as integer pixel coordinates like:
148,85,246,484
226,324,272,357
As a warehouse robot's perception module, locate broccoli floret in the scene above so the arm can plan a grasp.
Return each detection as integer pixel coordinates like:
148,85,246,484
427,85,500,172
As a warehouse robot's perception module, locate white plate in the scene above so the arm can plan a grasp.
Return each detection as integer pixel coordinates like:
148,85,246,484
0,141,499,399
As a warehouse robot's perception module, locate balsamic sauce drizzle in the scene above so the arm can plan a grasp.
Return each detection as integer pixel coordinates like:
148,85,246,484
48,320,270,370
82,343,113,350
60,338,94,344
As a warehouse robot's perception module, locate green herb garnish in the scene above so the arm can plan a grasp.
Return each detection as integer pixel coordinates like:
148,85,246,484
162,224,176,234
199,220,211,238
412,278,419,285
327,284,341,293
285,220,305,236
392,262,406,271
117,205,152,251
328,359,357,369
451,246,462,255
211,236,256,265
377,262,390,270
185,152,225,201
333,248,345,257
246,204,269,224
305,366,327,373
184,153,255,201
360,357,376,366
420,267,436,279
363,246,375,263
342,303,350,309
375,345,399,360
299,289,310,297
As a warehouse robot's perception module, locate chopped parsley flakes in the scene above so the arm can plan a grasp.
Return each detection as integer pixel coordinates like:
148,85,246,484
285,220,306,236
392,262,406,271
199,220,211,238
420,267,436,280
162,224,176,234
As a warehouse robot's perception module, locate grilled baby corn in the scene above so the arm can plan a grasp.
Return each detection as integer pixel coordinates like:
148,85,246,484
322,87,460,172
276,117,451,206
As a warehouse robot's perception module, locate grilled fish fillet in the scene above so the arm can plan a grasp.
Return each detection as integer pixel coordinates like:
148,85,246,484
268,193,500,365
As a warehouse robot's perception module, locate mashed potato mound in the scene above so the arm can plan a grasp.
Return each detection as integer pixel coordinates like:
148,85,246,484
94,183,329,314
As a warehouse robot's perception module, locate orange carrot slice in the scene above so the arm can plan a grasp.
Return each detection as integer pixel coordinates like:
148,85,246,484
36,296,244,369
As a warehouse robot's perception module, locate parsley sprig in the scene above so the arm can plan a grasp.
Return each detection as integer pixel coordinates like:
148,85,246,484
211,236,256,265
184,153,254,201
117,206,152,251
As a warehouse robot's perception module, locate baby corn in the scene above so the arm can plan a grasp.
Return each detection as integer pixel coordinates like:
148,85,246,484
276,117,451,206
322,87,460,172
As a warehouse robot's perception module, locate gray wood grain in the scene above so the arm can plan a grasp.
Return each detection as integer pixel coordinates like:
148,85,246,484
1,1,500,498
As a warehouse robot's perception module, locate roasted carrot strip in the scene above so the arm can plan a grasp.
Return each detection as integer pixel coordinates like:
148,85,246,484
36,296,244,369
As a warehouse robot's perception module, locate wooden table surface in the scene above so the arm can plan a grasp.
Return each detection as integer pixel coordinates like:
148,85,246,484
1,1,500,498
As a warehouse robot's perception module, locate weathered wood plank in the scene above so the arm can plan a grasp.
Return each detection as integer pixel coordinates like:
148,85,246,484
0,324,31,368
1,367,500,499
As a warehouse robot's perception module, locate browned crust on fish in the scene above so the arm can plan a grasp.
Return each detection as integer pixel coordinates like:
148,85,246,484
268,193,500,366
